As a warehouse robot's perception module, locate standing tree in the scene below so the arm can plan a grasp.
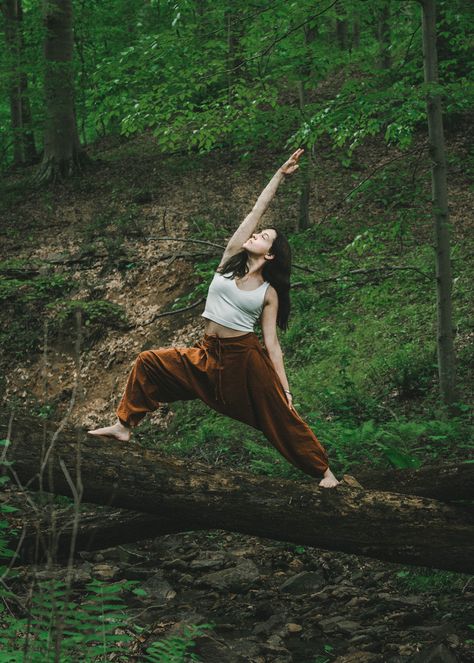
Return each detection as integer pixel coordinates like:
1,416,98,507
35,0,86,183
335,0,348,50
297,22,318,231
420,0,457,406
377,1,391,70
1,0,36,165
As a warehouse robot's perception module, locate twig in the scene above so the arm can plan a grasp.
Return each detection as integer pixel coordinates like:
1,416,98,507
293,264,432,282
322,143,428,222
136,296,207,328
145,236,226,250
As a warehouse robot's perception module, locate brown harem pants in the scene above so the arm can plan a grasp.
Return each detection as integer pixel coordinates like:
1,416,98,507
116,331,329,478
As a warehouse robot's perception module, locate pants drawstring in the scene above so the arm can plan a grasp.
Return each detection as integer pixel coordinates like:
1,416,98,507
214,336,226,405
197,335,226,404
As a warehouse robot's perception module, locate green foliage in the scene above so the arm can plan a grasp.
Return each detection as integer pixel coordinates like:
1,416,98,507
145,623,213,662
0,273,72,304
393,567,468,594
46,298,128,341
0,269,74,360
0,0,472,167
0,441,19,575
366,342,437,400
83,205,145,243
0,577,135,661
243,439,302,480
0,263,127,360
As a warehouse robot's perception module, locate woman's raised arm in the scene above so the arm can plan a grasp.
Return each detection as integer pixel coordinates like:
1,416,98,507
222,149,304,256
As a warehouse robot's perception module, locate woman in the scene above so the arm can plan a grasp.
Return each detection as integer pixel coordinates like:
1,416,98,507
88,149,340,488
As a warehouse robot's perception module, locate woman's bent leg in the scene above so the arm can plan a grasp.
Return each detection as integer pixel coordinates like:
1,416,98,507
116,348,199,428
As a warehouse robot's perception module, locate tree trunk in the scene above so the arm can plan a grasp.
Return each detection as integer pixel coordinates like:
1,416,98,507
351,461,474,502
352,16,360,50
296,24,318,231
335,1,348,51
420,0,457,406
3,493,187,563
377,1,391,70
2,0,37,165
35,0,87,183
2,416,473,573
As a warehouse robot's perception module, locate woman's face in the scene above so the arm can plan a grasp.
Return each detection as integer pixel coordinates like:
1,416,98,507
242,228,277,257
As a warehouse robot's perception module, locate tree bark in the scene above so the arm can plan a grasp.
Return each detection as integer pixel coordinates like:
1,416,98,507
8,457,473,563
296,23,318,231
335,1,348,51
377,1,391,70
1,0,37,165
2,416,473,573
35,0,87,183
420,0,457,406
3,492,188,563
352,16,360,50
350,461,474,502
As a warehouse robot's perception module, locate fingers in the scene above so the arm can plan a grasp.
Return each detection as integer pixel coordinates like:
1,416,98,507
291,147,304,160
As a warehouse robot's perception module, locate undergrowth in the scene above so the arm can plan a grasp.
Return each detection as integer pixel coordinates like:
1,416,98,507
0,441,213,661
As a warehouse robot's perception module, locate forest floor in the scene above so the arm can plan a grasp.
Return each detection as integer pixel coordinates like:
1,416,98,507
1,131,473,661
5,524,474,663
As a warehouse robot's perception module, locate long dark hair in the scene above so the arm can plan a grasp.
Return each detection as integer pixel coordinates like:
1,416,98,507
217,226,292,331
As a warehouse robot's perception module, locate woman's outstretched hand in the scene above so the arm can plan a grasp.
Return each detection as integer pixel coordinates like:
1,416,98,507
279,148,304,176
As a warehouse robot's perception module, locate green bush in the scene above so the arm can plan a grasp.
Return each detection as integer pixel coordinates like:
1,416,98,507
366,342,438,400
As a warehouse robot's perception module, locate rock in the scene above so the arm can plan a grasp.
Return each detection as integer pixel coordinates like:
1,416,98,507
189,554,226,570
253,613,286,636
410,643,459,662
333,652,380,662
288,558,304,571
228,636,261,658
192,634,244,663
161,557,192,570
92,563,120,580
319,616,362,635
34,566,91,585
121,565,162,580
279,570,325,595
177,573,193,584
286,622,303,633
141,571,176,603
259,634,292,661
94,546,131,562
199,559,260,593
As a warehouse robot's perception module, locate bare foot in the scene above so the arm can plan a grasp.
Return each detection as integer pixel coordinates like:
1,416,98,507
87,419,131,442
319,467,340,489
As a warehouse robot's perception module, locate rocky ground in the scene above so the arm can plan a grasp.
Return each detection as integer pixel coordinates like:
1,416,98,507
7,521,472,663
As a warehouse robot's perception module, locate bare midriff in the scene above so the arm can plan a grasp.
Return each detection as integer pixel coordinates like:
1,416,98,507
203,319,251,338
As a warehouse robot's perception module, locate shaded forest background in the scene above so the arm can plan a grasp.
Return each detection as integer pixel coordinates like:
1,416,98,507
0,0,473,661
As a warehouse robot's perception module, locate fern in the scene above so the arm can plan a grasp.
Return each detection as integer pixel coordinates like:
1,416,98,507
145,623,213,663
0,577,135,661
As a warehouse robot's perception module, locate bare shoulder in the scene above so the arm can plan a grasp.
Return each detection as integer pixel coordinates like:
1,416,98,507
263,284,278,307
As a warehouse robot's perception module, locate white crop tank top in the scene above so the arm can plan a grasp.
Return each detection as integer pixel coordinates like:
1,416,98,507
201,271,271,332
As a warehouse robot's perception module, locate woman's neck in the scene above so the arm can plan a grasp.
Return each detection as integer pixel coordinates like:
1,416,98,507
245,254,266,278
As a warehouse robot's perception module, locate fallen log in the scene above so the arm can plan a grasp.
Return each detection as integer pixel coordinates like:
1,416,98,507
347,461,474,502
1,493,188,563
1,416,473,574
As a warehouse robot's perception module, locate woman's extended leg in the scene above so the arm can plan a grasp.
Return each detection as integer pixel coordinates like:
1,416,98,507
239,345,332,480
